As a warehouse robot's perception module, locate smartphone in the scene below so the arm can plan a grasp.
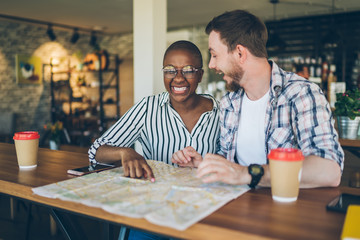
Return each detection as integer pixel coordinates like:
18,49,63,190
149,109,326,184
326,193,360,213
67,163,116,176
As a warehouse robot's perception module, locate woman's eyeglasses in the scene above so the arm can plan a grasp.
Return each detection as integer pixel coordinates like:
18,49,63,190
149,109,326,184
162,65,201,79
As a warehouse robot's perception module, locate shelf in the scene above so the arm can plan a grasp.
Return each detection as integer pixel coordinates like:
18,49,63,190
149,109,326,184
70,68,119,74
46,54,121,144
52,71,71,74
104,116,119,121
85,85,117,89
102,86,117,89
339,138,360,158
53,80,70,88
339,138,360,148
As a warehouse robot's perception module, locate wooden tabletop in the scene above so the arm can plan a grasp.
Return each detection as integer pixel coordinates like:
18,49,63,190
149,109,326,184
339,138,360,148
0,142,359,240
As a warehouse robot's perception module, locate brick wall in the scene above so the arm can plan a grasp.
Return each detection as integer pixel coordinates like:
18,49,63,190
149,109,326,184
0,19,133,134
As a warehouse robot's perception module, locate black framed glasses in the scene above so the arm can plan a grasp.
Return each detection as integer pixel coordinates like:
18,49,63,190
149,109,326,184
162,65,201,79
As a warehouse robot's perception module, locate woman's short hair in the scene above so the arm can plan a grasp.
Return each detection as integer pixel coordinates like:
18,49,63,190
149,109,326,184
205,10,268,58
163,40,203,68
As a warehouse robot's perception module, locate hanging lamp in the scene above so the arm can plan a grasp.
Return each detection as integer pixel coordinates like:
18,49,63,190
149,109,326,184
267,0,286,52
46,24,56,41
70,28,80,44
322,0,341,48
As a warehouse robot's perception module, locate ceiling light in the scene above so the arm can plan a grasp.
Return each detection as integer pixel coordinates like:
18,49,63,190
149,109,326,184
46,24,56,41
266,0,286,51
89,31,97,47
90,31,96,46
70,28,80,44
322,0,341,48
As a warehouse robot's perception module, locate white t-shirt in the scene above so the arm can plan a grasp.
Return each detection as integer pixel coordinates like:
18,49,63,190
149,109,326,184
235,90,269,166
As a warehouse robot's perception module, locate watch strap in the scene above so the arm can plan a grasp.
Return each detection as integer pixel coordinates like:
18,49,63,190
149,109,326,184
248,175,261,189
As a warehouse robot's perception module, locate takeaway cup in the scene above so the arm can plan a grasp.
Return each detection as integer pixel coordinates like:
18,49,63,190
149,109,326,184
13,131,40,169
268,148,304,202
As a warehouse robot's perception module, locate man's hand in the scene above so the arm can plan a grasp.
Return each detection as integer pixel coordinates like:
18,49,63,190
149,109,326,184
171,146,203,168
120,148,155,181
196,153,250,185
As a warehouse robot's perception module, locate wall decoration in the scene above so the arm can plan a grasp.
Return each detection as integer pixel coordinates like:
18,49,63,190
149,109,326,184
15,54,42,84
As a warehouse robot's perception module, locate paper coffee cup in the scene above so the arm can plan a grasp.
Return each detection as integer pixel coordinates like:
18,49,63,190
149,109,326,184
13,131,40,169
268,148,304,202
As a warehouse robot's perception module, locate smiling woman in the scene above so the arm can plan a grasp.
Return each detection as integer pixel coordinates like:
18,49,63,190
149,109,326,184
88,40,219,175
88,41,220,239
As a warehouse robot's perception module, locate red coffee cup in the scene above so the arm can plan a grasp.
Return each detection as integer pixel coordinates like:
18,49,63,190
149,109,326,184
268,148,304,202
13,131,40,169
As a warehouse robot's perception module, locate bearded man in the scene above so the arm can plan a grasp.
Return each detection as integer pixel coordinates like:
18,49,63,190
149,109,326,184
172,9,344,189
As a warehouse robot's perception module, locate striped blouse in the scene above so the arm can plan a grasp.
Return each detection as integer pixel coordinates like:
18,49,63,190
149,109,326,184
88,92,220,165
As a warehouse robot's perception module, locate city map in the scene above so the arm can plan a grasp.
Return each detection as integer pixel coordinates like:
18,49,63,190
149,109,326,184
32,160,249,230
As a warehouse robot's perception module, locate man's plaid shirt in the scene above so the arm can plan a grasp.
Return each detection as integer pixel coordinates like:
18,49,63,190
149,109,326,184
217,61,344,170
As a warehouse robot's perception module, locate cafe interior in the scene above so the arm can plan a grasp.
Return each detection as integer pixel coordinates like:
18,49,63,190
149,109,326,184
1,0,360,239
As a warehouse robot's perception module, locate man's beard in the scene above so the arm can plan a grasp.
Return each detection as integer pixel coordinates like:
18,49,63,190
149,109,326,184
226,80,241,92
225,65,244,92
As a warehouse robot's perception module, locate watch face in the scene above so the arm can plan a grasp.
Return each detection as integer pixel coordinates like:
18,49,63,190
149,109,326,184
250,164,264,176
252,167,261,175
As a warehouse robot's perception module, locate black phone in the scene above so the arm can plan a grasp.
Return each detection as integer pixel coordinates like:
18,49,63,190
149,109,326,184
67,163,116,176
326,193,360,213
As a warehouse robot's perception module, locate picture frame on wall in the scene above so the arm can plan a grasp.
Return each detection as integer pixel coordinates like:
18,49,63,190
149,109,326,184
15,54,42,84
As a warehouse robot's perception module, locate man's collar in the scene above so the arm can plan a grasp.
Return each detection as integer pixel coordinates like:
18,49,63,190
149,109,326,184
269,60,284,99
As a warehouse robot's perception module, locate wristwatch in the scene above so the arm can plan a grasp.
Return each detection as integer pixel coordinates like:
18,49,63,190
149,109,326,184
248,164,264,189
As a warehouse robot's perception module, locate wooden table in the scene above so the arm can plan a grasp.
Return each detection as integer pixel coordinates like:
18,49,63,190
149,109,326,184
339,138,360,148
0,142,359,240
339,138,360,158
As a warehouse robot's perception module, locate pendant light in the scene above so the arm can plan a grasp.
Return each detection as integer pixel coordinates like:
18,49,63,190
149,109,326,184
70,28,80,44
89,31,97,47
46,24,56,41
267,0,286,52
322,0,341,48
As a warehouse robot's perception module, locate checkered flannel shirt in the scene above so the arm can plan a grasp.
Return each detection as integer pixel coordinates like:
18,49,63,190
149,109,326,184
217,61,344,170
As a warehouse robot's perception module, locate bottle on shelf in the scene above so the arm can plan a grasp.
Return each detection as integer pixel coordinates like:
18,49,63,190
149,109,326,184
322,61,329,82
307,56,321,84
316,57,322,78
327,64,337,97
309,57,316,78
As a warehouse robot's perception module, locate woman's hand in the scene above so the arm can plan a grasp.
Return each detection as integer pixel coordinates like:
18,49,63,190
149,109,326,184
171,146,203,168
119,148,155,181
95,145,155,181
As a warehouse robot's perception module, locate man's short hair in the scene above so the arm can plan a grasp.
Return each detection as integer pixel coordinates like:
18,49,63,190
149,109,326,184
206,10,268,58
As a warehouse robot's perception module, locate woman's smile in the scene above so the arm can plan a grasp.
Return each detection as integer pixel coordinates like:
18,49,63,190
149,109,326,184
172,86,189,94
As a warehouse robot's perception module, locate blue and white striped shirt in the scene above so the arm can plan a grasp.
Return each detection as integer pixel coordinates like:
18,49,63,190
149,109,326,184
88,92,220,165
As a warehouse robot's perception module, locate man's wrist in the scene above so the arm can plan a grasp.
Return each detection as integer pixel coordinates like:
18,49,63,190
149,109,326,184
248,164,264,188
236,164,252,185
228,163,250,185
